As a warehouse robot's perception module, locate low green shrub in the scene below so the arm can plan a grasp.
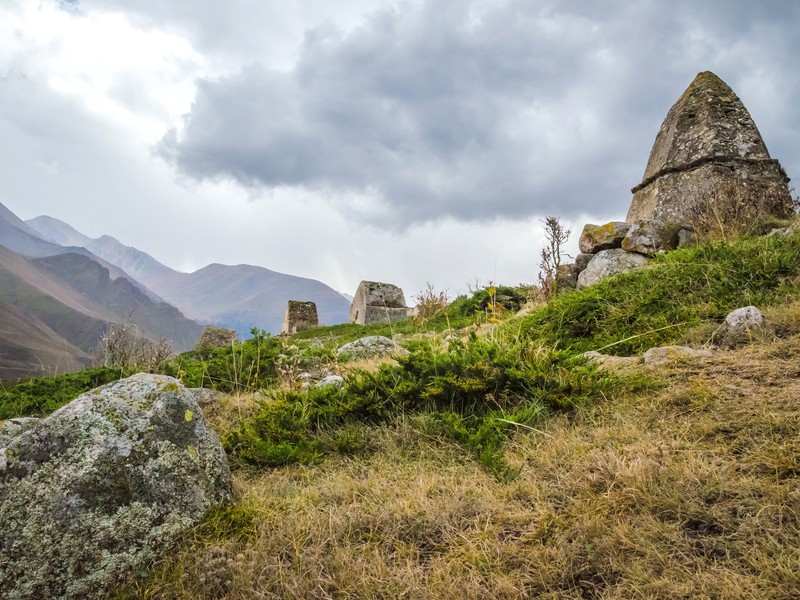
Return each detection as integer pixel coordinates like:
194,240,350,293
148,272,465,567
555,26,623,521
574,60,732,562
225,333,624,479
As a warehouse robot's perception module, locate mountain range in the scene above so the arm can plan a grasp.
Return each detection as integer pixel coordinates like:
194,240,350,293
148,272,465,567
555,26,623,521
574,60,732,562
25,215,351,337
0,202,350,381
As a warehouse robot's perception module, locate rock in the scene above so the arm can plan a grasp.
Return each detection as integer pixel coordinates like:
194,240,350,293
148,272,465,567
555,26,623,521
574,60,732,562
678,228,697,247
627,71,792,225
714,306,766,347
337,336,409,360
195,325,237,351
556,263,580,291
583,351,641,370
188,387,225,407
575,253,594,273
314,375,345,389
643,345,714,366
0,374,232,600
348,281,410,325
579,222,631,254
621,219,684,255
281,300,319,335
767,223,800,238
576,249,649,289
0,417,40,448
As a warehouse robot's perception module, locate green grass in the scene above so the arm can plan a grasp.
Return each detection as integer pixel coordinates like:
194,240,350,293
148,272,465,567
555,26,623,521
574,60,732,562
0,366,126,419
224,333,632,480
518,233,800,354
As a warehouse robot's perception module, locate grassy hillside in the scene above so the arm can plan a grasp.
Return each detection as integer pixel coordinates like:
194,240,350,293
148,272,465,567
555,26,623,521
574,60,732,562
3,230,800,598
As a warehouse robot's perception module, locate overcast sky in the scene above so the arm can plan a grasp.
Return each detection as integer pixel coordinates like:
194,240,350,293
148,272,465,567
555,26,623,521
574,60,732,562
1,0,798,299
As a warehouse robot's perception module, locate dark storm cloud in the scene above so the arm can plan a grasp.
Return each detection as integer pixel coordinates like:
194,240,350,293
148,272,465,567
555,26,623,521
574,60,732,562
156,0,800,228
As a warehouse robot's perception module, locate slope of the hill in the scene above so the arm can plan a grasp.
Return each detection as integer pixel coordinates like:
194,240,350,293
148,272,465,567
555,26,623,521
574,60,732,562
116,333,800,599
27,215,351,337
0,245,204,381
0,301,92,381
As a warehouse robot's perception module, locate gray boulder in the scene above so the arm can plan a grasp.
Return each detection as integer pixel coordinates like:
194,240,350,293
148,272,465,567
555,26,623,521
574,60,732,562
576,249,649,289
0,374,232,600
337,336,409,360
579,222,631,254
575,253,594,273
677,228,697,248
714,306,766,347
314,375,345,389
188,387,226,407
621,219,684,255
556,263,580,291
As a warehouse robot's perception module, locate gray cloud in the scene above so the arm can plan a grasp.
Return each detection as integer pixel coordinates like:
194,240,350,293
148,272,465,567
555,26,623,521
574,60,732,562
155,0,800,228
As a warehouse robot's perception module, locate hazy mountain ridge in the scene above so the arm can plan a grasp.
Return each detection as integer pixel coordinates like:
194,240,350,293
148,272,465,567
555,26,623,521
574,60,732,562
0,204,206,381
26,215,351,338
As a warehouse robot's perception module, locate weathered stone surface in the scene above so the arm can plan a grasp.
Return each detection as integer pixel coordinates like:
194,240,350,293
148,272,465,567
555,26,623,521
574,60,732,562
349,281,409,325
314,375,345,389
576,249,649,289
195,325,237,350
621,219,684,255
678,228,697,247
627,71,792,225
336,336,409,360
767,223,800,238
714,306,766,347
281,300,319,335
643,345,714,366
579,222,631,254
583,351,641,370
556,263,579,291
0,374,232,600
575,253,594,273
0,417,40,448
188,387,226,407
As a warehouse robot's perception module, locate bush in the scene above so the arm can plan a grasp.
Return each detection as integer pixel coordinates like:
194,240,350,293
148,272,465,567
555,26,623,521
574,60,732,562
224,332,623,479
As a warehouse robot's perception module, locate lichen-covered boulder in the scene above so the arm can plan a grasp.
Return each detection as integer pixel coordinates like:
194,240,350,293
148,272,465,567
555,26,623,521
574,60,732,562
621,219,684,255
0,417,40,448
576,249,649,289
0,374,232,600
579,222,631,254
336,336,409,360
713,306,766,347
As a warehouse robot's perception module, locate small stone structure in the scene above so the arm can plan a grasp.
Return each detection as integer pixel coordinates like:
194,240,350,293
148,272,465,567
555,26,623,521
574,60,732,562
195,325,237,350
627,71,792,224
282,300,319,334
348,281,410,325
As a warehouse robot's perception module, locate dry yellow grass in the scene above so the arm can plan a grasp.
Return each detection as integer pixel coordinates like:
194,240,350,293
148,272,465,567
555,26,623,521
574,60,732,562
116,335,800,599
